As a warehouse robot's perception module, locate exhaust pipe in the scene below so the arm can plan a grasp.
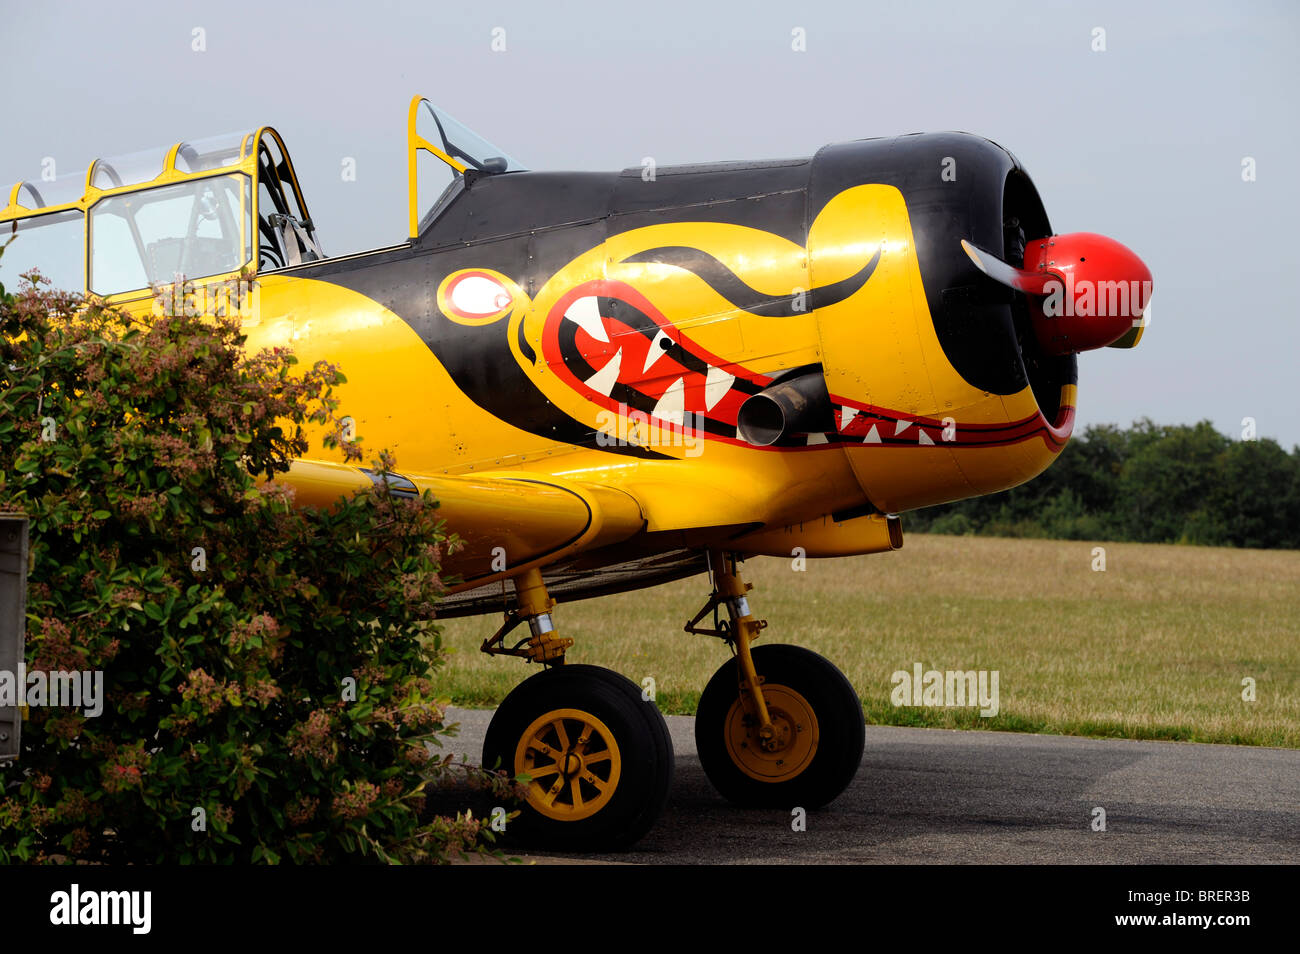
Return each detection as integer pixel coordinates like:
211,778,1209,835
737,367,835,446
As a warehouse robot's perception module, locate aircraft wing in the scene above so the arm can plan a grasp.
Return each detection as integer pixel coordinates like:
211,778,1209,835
278,459,646,589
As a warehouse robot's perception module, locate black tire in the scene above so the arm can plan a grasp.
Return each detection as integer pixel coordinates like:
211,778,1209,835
695,644,864,809
483,664,673,851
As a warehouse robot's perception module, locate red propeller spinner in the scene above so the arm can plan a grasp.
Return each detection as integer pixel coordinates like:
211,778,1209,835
961,233,1153,355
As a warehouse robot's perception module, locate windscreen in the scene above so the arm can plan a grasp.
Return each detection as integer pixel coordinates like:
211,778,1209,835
89,173,251,296
0,210,84,293
420,102,524,174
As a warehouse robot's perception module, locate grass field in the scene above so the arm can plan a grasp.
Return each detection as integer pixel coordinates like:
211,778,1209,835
428,534,1300,748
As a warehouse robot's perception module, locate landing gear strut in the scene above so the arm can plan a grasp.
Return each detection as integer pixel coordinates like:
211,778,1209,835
481,567,674,849
479,550,863,849
479,567,573,664
689,550,865,808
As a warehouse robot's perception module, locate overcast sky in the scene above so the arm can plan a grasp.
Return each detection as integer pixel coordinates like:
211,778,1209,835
3,0,1297,448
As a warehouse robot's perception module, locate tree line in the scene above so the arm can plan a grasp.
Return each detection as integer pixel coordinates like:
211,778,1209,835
904,420,1300,549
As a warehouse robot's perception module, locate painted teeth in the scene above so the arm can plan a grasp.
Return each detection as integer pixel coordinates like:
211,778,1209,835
704,366,734,411
565,296,608,343
863,424,882,444
894,419,911,436
585,348,623,397
917,429,934,445
840,406,858,430
644,329,673,372
807,433,828,445
652,377,685,425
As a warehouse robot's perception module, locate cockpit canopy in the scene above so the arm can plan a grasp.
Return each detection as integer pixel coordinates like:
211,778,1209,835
0,128,320,300
0,96,524,299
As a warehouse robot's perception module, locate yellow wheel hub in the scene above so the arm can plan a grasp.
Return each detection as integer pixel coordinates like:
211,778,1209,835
514,708,622,821
724,685,819,783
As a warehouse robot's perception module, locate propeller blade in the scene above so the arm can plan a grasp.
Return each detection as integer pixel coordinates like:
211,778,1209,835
960,239,1054,296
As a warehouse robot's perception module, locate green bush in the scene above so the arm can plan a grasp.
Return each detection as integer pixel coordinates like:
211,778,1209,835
0,273,517,863
905,419,1300,549
926,512,975,536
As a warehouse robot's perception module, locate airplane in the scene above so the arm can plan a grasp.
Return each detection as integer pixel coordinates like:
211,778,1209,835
0,95,1153,850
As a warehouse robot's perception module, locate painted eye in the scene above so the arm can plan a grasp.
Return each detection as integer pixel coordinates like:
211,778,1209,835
447,273,512,318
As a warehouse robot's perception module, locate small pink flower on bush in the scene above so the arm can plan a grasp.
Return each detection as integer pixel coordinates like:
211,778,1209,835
331,781,380,821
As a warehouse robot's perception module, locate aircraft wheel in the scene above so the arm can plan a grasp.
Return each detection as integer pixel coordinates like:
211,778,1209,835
695,644,864,808
483,664,673,850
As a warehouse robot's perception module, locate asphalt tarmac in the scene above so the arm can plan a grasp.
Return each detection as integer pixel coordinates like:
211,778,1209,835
430,707,1300,864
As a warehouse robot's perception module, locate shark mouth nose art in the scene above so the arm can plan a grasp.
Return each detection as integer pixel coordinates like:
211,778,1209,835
542,280,770,439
